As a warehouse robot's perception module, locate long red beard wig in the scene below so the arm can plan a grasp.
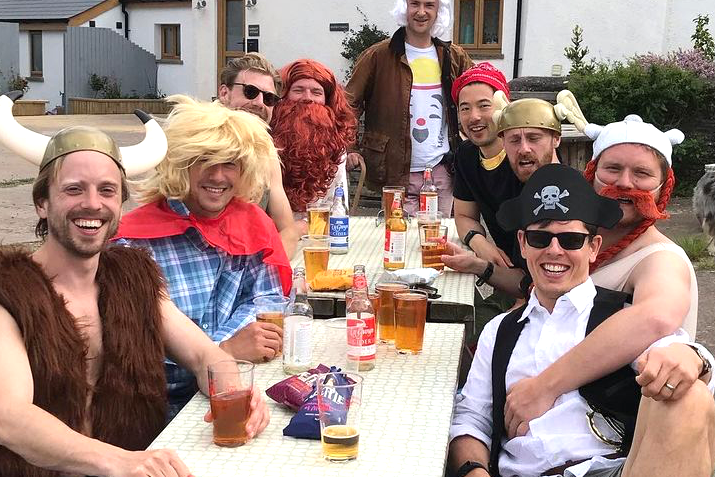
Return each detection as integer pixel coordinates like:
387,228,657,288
584,160,675,271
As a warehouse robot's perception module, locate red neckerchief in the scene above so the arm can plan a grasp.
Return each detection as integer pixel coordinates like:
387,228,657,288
114,199,292,295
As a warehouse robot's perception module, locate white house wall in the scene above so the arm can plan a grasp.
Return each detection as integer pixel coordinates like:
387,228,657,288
78,6,124,31
126,2,215,99
246,0,403,83
19,30,64,110
663,0,715,53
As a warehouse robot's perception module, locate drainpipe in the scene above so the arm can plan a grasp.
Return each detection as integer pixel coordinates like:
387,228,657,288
121,0,129,39
512,0,523,79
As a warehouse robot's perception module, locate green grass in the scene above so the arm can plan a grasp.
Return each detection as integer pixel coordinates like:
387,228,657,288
0,177,33,188
673,234,715,270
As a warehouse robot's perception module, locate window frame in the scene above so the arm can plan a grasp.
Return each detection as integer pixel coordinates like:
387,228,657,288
29,30,43,77
160,24,181,60
453,0,504,58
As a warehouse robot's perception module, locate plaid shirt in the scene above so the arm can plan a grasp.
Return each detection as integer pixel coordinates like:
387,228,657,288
120,200,284,413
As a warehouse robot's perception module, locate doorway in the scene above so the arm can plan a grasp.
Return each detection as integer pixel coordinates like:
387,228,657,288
217,0,245,92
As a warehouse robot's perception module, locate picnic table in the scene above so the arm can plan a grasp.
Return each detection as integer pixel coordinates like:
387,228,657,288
149,321,465,477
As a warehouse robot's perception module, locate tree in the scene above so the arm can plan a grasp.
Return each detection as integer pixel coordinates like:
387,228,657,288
564,25,594,75
341,7,389,78
692,14,715,61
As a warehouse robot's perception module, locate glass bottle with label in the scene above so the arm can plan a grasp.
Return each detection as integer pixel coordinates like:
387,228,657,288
419,167,439,213
329,186,349,255
384,192,407,270
283,267,313,374
346,264,375,371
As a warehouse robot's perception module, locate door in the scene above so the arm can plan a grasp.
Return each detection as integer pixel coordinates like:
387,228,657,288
217,0,245,91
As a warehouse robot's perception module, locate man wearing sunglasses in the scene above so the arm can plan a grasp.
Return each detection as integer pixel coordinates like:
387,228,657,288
218,54,299,258
449,164,715,477
498,116,703,463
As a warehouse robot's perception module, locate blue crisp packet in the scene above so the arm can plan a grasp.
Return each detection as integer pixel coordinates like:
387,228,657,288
283,367,353,440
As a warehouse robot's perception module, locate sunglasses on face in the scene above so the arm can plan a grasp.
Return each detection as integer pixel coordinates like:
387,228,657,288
524,230,592,250
233,82,280,107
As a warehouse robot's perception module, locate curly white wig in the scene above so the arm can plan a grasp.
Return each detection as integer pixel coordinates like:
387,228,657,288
390,0,451,39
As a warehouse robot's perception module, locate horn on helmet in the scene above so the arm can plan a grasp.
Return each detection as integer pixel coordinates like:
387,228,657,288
490,90,510,129
0,91,51,166
120,109,168,178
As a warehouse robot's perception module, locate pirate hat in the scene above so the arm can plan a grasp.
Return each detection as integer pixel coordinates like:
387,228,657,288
496,164,622,231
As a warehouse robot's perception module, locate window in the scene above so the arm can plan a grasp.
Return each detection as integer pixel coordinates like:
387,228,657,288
453,0,503,56
160,24,181,60
29,30,43,77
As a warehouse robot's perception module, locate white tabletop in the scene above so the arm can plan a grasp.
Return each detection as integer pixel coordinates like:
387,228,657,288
149,321,465,477
293,216,486,307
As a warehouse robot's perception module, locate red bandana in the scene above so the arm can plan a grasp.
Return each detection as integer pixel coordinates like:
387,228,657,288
115,199,292,295
451,61,510,104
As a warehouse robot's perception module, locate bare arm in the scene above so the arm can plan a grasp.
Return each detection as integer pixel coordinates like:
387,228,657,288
267,158,300,259
0,306,190,477
504,251,690,437
454,198,513,268
448,435,491,477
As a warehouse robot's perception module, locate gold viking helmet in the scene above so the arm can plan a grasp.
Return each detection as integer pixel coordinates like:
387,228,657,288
0,90,168,177
40,126,122,172
491,89,589,135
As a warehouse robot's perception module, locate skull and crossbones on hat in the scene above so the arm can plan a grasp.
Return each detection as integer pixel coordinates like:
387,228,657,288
534,186,570,215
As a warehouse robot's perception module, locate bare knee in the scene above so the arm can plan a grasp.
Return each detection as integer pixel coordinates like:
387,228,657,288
652,380,715,422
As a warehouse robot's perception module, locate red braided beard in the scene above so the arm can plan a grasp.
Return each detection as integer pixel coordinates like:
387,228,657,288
597,185,668,221
271,100,348,212
584,160,675,271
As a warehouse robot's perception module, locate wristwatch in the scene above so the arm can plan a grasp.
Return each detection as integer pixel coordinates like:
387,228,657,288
455,460,490,477
688,344,712,378
463,229,486,251
476,261,494,287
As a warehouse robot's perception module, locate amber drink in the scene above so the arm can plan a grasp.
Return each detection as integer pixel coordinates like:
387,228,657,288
419,224,448,271
375,282,409,343
208,360,254,447
394,291,428,354
307,205,330,235
253,296,289,330
301,235,330,283
382,186,406,221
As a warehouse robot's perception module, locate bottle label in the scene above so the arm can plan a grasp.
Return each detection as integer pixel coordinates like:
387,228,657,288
283,315,313,367
419,193,439,213
347,312,376,361
329,216,349,249
353,274,367,290
384,230,406,264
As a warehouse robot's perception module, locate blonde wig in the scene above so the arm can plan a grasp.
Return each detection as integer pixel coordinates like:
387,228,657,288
133,94,277,205
390,0,451,39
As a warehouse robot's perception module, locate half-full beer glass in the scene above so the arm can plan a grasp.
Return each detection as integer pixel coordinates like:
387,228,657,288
375,282,409,343
317,372,363,461
393,290,428,354
301,235,330,283
307,203,330,235
208,360,254,447
253,295,290,330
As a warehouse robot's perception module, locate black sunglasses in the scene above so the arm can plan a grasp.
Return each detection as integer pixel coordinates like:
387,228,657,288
233,82,280,107
524,230,592,250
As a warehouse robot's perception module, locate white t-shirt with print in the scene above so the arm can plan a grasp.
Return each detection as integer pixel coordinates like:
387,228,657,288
405,42,449,172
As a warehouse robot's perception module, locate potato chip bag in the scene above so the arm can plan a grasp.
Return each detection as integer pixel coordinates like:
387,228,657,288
309,268,353,291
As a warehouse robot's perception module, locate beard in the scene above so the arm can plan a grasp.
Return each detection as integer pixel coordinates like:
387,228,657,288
47,205,118,259
597,184,668,221
270,100,347,212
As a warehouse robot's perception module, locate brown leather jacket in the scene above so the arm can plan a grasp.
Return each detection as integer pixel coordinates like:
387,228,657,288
346,27,473,190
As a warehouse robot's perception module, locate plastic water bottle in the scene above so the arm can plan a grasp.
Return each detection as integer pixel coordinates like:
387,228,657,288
329,186,349,255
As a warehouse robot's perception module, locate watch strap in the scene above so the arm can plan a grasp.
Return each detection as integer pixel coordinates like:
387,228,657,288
688,344,712,378
476,261,494,287
463,229,486,250
455,460,489,477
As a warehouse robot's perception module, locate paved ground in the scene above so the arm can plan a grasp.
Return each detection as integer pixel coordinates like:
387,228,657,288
1,114,713,352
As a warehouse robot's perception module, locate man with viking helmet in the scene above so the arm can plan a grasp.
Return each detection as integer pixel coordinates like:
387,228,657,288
0,91,269,476
116,95,292,419
443,90,587,299
501,116,703,452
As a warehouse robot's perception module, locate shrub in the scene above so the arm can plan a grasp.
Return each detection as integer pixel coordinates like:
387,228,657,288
564,25,595,75
1,67,29,94
692,14,715,61
341,7,389,78
632,49,715,80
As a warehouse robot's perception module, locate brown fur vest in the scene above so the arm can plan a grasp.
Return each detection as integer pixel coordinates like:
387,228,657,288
0,246,168,477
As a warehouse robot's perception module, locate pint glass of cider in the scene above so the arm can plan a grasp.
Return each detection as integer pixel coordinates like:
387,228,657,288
253,296,290,330
208,360,255,447
307,204,330,235
375,282,409,343
317,372,363,461
394,290,428,354
301,235,330,283
419,224,448,271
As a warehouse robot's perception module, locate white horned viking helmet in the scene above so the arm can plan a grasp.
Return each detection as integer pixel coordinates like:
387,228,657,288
0,91,167,177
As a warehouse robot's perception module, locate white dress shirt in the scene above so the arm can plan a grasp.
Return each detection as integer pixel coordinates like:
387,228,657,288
450,278,714,477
